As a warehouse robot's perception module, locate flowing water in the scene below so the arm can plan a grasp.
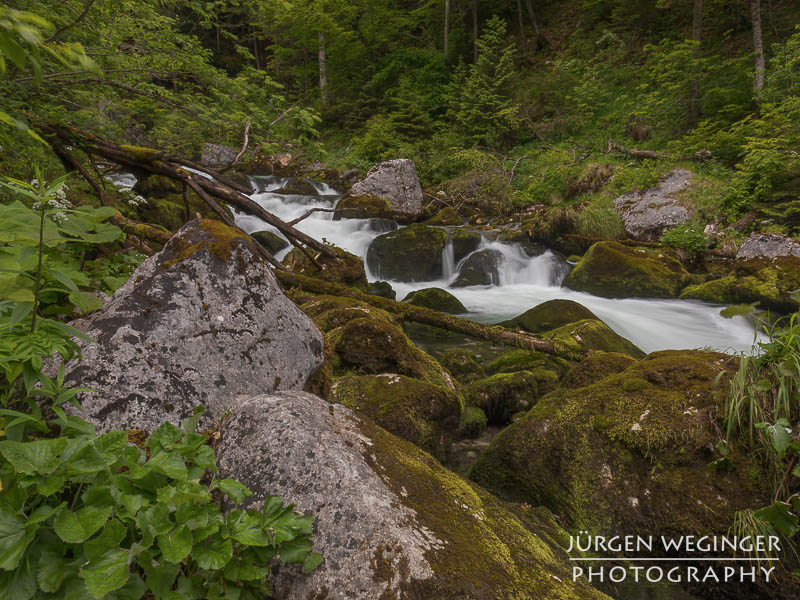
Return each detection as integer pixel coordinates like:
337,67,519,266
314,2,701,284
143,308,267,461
231,176,761,355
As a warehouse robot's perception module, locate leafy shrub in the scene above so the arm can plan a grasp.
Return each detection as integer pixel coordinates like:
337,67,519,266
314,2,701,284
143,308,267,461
660,223,709,257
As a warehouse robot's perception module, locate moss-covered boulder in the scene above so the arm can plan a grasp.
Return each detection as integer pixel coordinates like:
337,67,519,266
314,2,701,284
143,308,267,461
563,241,690,298
218,392,609,600
440,348,485,385
546,318,645,358
680,256,800,313
133,174,182,197
333,193,392,220
501,299,599,333
462,371,553,425
469,350,768,540
424,206,462,226
452,249,504,287
458,405,489,438
369,280,396,299
329,317,452,389
330,373,462,460
300,295,397,332
366,224,449,281
135,192,216,232
251,230,288,255
403,287,467,314
450,228,482,263
561,351,638,389
283,244,369,291
274,178,319,196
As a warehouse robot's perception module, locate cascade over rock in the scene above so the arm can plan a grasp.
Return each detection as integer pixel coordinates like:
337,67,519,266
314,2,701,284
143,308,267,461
64,220,325,432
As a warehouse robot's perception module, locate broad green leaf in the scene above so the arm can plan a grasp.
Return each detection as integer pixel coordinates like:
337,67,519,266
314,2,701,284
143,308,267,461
94,431,129,466
105,573,147,600
0,503,34,570
224,560,268,581
277,537,313,564
84,519,127,561
34,538,73,593
69,291,103,314
231,512,270,546
147,450,188,481
147,423,183,451
0,437,68,475
81,548,130,599
157,524,193,564
139,552,179,599
303,551,324,574
54,504,113,544
218,478,252,504
180,406,204,436
754,501,799,538
0,563,36,600
191,535,232,570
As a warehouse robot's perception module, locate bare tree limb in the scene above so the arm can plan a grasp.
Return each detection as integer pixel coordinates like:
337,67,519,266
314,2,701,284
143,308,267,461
607,140,669,160
220,118,251,174
287,207,336,226
45,0,96,43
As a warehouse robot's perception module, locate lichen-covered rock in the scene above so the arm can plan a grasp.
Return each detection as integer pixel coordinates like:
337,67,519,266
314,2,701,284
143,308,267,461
402,287,466,314
452,249,504,287
330,374,462,460
333,194,393,220
329,317,452,390
501,299,599,333
283,244,369,291
347,158,424,216
440,348,485,385
680,256,800,313
450,228,482,263
424,206,462,226
201,142,239,168
462,371,552,424
251,230,289,254
216,392,608,600
545,318,645,358
366,224,448,281
369,280,396,299
563,241,690,298
65,220,325,433
614,169,692,241
469,351,767,540
736,233,800,259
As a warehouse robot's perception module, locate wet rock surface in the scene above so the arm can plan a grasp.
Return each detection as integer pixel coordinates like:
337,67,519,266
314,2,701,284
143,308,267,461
614,169,692,241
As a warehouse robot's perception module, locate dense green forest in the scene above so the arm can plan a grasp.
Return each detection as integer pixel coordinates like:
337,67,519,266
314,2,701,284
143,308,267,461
3,2,800,599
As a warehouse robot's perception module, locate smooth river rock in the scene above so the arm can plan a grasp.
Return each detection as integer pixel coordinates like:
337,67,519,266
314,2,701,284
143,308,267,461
65,219,325,432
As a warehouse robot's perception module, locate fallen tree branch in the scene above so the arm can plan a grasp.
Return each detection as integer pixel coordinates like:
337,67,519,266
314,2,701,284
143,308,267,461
287,207,336,226
37,123,335,259
220,118,250,174
273,270,577,358
607,140,669,160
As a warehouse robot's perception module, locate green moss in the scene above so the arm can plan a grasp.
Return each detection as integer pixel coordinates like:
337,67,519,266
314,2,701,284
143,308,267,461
679,257,800,313
300,295,397,332
251,230,289,255
402,287,466,314
334,194,392,219
469,350,769,540
328,317,451,389
449,228,482,263
356,418,609,599
563,241,690,298
458,406,488,438
366,224,449,281
120,144,163,162
440,349,485,385
562,352,638,389
545,319,645,358
501,299,599,334
484,348,570,379
331,374,461,460
462,371,543,425
424,206,462,226
283,245,369,291
160,219,252,269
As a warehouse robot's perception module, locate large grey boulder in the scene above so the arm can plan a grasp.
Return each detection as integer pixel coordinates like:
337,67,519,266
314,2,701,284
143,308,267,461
347,159,423,216
216,391,609,600
65,220,325,432
736,232,800,259
201,143,238,168
614,169,692,241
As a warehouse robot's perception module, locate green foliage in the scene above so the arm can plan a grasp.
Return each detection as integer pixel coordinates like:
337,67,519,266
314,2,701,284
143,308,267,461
576,198,625,239
659,223,709,257
450,16,520,147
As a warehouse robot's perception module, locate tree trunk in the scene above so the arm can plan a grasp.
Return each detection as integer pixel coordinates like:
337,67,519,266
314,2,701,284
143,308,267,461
444,0,450,59
472,0,479,63
517,0,527,57
688,0,703,126
318,31,328,107
525,0,540,46
751,0,765,100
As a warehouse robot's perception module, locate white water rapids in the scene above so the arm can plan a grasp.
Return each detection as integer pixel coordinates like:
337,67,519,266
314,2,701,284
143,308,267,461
230,176,760,355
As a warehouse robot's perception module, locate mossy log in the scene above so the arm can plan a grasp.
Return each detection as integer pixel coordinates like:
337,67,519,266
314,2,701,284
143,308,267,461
274,269,572,357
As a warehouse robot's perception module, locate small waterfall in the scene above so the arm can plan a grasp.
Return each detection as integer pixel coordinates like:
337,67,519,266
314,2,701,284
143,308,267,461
442,238,456,282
